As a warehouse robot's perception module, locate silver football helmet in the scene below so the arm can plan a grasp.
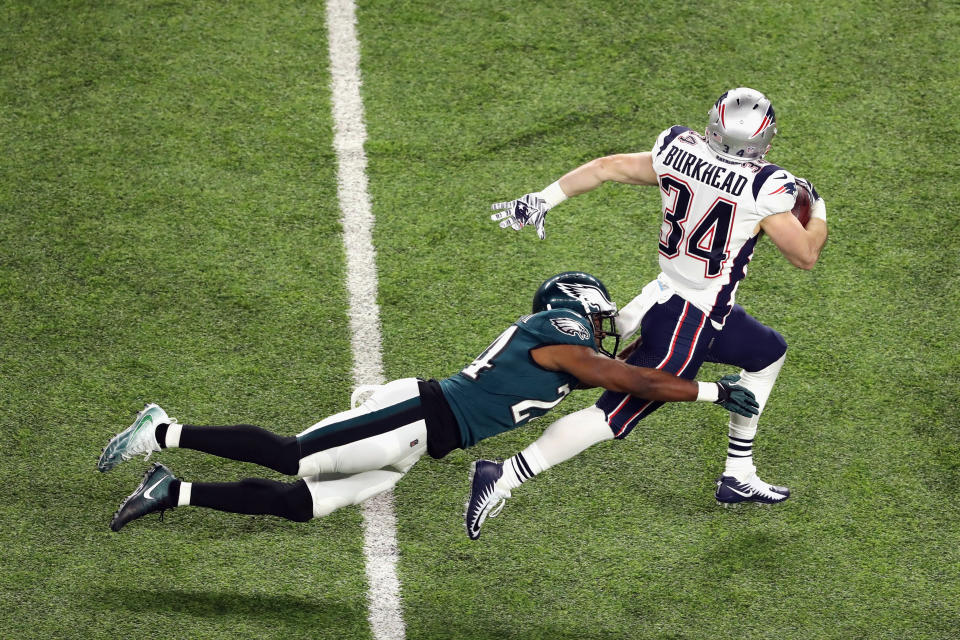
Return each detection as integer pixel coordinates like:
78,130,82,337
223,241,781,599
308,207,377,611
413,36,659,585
705,88,777,161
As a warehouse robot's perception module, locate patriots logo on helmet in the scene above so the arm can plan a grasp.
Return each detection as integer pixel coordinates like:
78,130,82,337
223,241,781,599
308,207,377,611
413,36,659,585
550,316,590,340
556,282,615,314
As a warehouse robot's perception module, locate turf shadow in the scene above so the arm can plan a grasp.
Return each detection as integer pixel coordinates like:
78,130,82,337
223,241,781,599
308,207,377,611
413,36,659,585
91,585,367,629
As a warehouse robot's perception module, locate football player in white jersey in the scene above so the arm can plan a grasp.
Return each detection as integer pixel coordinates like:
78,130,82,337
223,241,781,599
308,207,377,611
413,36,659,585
473,88,828,535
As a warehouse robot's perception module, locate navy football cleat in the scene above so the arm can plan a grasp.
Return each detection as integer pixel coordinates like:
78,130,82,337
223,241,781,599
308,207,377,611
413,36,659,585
110,463,177,532
715,473,790,506
465,460,510,540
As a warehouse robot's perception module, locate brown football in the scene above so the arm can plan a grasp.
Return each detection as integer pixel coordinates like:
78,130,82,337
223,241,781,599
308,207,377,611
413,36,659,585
792,181,813,227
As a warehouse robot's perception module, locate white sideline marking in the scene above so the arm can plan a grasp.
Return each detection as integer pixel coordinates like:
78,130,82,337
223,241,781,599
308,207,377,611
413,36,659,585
326,1,406,639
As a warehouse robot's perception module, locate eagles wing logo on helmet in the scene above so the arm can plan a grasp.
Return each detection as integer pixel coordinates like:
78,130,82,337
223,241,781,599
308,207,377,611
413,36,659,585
550,316,591,340
555,282,614,314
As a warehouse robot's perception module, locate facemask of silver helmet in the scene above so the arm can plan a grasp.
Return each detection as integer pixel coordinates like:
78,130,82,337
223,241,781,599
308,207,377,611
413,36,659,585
705,87,777,161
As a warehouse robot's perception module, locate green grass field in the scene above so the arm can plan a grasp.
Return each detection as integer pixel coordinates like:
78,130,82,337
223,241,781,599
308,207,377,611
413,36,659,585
2,1,958,638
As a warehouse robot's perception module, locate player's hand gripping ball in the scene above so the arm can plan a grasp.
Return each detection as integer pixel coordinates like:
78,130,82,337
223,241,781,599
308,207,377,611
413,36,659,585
791,179,815,227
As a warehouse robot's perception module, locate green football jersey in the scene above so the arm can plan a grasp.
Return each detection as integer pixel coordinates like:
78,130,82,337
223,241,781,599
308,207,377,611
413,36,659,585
439,308,596,449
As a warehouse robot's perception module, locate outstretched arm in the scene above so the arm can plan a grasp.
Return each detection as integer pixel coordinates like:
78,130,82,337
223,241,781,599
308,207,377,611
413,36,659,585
555,152,659,195
534,343,696,399
490,153,657,238
531,344,758,416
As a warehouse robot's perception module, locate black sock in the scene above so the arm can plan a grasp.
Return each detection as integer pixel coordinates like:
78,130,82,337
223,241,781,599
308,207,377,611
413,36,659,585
156,422,170,448
164,479,181,509
189,478,313,522
178,425,301,475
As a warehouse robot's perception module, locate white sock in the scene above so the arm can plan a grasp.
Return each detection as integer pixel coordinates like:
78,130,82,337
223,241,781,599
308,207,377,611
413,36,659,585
164,422,183,449
725,413,758,478
724,353,785,479
496,406,613,491
498,443,549,491
177,481,192,507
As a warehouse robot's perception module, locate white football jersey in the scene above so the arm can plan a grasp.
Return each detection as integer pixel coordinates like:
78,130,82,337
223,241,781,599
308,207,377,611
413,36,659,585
650,126,800,326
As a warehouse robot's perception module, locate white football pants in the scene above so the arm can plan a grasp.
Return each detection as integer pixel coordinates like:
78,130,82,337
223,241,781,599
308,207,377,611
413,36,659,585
297,378,427,517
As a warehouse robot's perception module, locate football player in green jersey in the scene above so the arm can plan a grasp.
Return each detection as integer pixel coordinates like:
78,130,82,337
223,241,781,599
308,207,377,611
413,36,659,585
99,272,757,533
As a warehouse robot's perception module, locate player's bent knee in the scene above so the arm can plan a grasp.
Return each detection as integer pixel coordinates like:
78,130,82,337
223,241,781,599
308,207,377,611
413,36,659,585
312,496,354,518
742,330,787,372
236,477,314,522
297,450,335,478
771,331,787,359
305,469,404,518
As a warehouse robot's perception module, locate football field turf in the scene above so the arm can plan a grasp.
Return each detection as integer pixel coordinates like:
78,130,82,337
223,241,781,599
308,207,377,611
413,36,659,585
1,1,958,638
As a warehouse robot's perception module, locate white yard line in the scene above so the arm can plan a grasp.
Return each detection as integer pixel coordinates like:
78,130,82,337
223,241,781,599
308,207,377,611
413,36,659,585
325,1,406,639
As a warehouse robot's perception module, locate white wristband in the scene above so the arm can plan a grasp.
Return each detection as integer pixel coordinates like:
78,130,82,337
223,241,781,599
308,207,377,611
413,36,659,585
810,197,826,222
696,381,719,402
539,180,568,208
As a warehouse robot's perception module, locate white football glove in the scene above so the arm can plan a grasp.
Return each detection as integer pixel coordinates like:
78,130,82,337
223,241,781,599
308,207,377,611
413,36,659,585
490,192,551,240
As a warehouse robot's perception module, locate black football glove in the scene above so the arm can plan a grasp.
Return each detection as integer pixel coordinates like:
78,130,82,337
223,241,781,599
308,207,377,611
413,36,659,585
714,374,760,417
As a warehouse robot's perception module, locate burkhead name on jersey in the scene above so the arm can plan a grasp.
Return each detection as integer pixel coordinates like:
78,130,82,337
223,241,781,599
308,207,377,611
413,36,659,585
661,139,749,196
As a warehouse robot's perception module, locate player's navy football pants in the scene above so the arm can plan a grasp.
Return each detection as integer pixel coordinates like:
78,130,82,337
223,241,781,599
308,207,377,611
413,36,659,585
596,294,786,439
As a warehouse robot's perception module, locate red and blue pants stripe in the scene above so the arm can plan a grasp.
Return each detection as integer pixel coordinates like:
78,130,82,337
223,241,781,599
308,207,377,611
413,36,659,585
597,294,786,439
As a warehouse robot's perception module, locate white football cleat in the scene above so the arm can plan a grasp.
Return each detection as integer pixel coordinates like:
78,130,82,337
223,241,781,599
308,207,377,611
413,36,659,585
97,403,172,472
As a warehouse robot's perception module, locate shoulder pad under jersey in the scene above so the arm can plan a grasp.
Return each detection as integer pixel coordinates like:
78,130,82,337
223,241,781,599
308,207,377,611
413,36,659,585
653,125,694,159
519,309,595,348
752,163,800,216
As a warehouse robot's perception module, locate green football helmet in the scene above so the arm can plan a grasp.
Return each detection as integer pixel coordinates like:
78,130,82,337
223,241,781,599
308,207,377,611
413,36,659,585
533,271,621,357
